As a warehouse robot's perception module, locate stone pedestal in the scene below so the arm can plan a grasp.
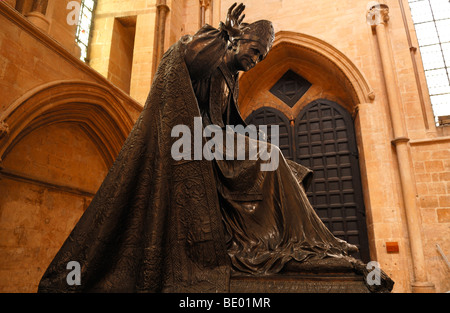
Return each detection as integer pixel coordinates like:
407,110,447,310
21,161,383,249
229,257,394,293
230,273,371,293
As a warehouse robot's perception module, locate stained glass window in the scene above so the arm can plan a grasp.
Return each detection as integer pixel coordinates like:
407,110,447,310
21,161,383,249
75,0,97,62
408,0,450,125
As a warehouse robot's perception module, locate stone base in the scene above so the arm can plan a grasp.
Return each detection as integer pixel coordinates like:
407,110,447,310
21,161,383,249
411,281,436,293
230,273,371,293
26,12,50,33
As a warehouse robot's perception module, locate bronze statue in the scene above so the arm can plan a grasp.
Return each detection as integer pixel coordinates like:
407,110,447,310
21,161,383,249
38,3,393,293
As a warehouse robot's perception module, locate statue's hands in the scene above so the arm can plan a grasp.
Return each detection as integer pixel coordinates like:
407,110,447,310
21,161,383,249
221,2,245,39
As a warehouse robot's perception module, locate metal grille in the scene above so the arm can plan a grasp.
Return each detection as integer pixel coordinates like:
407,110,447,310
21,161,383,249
408,0,450,124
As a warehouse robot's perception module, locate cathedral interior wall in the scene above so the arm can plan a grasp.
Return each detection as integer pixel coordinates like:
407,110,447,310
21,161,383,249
0,0,448,292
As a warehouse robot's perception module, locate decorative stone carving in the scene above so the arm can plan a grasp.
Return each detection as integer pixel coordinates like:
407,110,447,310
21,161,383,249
366,3,389,27
0,121,10,139
269,70,311,108
200,0,211,9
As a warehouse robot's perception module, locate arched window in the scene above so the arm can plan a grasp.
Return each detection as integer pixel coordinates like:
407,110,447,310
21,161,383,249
75,0,97,62
408,0,450,125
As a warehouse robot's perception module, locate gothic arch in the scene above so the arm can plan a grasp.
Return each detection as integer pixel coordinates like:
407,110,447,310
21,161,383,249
0,80,136,167
240,32,376,262
238,31,375,120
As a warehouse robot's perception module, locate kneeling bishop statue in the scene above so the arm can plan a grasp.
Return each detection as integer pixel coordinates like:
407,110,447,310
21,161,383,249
38,3,393,293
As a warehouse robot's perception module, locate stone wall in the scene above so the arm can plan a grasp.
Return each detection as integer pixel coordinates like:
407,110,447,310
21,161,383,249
89,0,157,104
0,123,105,292
212,0,448,292
0,1,141,292
411,139,450,292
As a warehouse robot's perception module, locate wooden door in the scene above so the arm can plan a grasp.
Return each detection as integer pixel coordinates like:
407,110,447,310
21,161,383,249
245,100,370,262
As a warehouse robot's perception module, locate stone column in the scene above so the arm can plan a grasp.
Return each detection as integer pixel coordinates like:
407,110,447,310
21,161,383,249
199,0,210,27
25,0,49,32
154,0,170,71
31,0,47,13
367,2,435,293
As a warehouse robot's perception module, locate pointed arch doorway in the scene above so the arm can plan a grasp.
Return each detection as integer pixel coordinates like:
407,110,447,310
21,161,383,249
246,100,370,262
240,32,375,262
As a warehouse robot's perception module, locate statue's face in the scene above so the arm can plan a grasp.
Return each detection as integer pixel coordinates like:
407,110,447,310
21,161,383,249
232,39,269,72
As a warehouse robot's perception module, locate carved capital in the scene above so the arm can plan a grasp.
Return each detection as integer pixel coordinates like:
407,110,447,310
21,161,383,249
366,3,389,27
0,121,9,139
156,0,170,12
391,136,410,146
200,0,211,9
